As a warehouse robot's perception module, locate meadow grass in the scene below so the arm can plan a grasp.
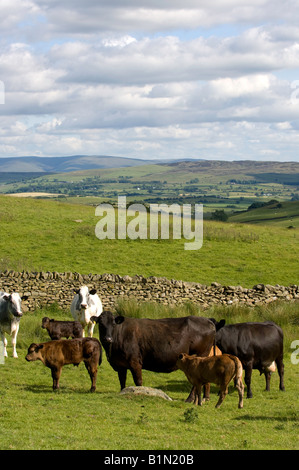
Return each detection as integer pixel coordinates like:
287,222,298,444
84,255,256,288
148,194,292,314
0,302,298,450
0,196,298,287
229,201,299,228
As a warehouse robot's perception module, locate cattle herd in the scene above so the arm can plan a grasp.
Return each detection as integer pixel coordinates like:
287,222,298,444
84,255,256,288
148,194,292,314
0,285,285,408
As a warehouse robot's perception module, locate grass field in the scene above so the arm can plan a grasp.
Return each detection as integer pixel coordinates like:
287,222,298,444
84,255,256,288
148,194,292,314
0,302,298,451
0,195,298,287
0,191,298,451
229,200,299,228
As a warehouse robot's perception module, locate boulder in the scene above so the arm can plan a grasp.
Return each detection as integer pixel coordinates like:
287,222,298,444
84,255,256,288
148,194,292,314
120,386,172,401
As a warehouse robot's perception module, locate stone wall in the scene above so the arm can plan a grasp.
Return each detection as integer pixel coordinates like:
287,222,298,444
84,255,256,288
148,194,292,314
0,270,298,313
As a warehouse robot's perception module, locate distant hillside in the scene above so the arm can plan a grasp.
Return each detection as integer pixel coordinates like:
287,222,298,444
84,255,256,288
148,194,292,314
0,155,161,172
163,159,299,180
229,200,299,227
1,156,298,179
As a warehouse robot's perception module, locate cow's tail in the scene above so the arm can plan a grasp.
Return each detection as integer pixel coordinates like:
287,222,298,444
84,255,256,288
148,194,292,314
230,355,244,409
230,355,243,383
99,343,103,366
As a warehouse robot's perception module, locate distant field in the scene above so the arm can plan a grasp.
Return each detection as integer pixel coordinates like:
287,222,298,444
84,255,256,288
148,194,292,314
1,160,298,210
5,192,61,198
229,200,299,228
0,195,298,287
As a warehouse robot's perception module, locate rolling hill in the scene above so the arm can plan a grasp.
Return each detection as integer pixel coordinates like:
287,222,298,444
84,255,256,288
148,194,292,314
0,155,162,172
229,200,299,227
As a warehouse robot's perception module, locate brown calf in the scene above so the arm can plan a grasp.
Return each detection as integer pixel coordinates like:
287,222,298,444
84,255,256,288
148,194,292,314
202,343,222,399
177,353,244,408
25,337,102,392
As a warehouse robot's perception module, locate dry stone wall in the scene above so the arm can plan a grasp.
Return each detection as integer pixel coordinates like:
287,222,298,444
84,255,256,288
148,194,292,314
0,270,298,313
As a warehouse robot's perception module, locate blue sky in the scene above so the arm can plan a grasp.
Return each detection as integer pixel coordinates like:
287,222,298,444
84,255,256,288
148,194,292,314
0,1,299,161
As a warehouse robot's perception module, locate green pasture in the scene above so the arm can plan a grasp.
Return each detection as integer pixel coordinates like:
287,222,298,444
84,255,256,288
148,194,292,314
0,196,298,287
229,200,299,228
0,301,298,450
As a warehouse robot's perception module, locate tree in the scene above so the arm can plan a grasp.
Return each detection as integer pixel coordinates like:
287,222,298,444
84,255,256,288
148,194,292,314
211,209,228,222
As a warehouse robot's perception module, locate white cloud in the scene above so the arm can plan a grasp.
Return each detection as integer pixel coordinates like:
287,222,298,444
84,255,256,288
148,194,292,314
0,1,299,160
28,1,299,36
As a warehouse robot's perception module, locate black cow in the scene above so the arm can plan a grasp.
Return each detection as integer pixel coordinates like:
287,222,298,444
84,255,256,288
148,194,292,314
91,310,216,398
213,320,285,398
42,317,83,340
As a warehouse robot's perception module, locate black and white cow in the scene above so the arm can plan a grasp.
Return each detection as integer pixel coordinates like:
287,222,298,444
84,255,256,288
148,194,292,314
70,286,102,337
0,291,27,358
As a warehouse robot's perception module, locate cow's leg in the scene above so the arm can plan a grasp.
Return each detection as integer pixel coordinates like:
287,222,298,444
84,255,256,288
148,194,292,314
185,386,196,403
87,322,94,338
11,324,19,358
0,331,7,357
84,360,97,392
51,367,62,390
80,323,86,337
196,384,203,406
235,378,244,409
244,363,253,398
264,371,271,391
215,385,228,408
276,356,285,392
118,368,127,390
203,383,210,402
130,362,143,387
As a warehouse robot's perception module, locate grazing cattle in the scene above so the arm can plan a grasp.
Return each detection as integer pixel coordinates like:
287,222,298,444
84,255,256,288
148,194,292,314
25,338,102,392
91,310,216,399
213,320,285,398
41,317,83,340
0,291,27,358
70,285,102,337
177,353,244,408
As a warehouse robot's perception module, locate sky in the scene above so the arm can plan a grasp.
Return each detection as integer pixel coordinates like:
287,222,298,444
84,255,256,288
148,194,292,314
1,1,299,162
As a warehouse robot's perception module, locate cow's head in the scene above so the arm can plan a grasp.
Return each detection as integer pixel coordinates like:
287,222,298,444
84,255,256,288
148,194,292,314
41,317,51,328
91,310,124,344
25,343,44,362
75,286,97,310
1,292,27,318
176,352,188,370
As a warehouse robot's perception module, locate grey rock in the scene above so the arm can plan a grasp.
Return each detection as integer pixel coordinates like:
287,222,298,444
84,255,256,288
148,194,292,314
120,386,172,401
